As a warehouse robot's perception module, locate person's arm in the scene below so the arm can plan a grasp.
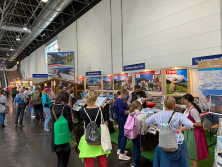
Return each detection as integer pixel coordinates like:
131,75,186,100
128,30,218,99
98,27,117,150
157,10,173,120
191,109,202,127
127,93,132,106
101,107,108,127
116,100,129,116
145,113,157,127
144,92,153,101
173,114,193,134
175,104,187,109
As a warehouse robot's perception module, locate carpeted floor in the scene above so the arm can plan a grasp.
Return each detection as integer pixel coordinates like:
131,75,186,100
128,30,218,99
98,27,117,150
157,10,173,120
110,127,216,167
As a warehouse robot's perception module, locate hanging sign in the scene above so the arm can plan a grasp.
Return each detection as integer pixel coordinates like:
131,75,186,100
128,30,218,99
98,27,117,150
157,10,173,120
32,74,48,84
123,63,145,71
192,54,222,65
86,71,101,76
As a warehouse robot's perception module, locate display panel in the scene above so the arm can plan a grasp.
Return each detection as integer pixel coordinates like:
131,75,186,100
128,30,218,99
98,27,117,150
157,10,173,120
86,77,101,90
166,69,188,95
135,70,161,92
114,73,132,91
47,51,75,82
103,75,113,90
210,95,222,115
77,77,84,90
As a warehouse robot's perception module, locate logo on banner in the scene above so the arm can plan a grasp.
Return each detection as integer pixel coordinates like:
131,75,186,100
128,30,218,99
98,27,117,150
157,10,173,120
166,70,177,74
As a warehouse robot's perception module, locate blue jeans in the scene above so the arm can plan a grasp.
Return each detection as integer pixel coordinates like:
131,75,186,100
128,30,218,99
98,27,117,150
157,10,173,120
15,104,26,125
43,107,51,130
0,113,5,124
118,120,127,154
31,107,34,116
132,135,145,167
12,96,16,103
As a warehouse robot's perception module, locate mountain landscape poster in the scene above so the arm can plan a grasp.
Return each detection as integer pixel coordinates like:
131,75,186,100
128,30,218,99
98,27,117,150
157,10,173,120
166,69,188,95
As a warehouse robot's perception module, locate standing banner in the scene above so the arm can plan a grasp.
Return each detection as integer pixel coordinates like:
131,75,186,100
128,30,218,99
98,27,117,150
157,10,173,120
47,51,75,82
135,70,161,92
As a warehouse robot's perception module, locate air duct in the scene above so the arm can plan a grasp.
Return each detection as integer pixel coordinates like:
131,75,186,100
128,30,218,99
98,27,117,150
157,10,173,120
1,23,32,33
10,0,73,61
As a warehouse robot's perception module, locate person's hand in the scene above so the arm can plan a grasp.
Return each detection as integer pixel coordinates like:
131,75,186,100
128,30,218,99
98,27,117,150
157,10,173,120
125,110,130,114
141,98,147,102
173,129,181,134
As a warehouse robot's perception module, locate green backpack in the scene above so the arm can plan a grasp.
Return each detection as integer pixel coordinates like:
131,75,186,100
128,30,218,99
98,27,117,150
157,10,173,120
52,105,71,145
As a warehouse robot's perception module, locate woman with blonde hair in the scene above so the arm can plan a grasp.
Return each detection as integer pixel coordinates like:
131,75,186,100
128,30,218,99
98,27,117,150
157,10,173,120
115,89,130,160
42,88,53,132
79,91,111,167
145,97,193,167
129,100,147,167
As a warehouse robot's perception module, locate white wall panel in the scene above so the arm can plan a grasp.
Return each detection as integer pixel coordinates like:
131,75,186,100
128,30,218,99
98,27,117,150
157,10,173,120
36,45,46,74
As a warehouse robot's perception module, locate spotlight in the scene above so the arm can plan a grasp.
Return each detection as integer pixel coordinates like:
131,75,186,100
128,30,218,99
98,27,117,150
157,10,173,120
16,35,20,41
174,67,178,70
41,0,48,2
10,47,14,51
6,53,9,56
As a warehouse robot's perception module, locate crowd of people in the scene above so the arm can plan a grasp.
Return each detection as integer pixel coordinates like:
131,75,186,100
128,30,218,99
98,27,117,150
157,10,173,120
0,84,210,167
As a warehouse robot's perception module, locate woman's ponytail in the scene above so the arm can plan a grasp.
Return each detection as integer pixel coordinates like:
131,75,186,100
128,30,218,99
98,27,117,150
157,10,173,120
183,94,202,114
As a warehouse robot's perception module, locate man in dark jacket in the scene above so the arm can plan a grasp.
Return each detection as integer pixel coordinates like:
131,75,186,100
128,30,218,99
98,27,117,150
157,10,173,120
127,85,153,108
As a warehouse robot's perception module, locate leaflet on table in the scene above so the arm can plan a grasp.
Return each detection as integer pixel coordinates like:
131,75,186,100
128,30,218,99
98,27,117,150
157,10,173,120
147,127,158,135
95,96,108,106
141,109,156,117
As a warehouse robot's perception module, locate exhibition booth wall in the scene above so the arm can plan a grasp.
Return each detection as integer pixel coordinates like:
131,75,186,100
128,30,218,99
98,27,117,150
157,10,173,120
14,0,221,97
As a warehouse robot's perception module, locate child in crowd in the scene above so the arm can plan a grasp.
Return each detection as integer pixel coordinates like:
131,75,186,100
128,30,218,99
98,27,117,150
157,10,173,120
128,100,147,167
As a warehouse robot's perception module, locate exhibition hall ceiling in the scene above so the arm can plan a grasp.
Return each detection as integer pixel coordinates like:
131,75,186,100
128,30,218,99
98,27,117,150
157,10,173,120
0,0,101,68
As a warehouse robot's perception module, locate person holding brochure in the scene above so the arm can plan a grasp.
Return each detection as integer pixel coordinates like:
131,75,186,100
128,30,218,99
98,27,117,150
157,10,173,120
127,85,153,108
175,94,209,167
115,89,131,161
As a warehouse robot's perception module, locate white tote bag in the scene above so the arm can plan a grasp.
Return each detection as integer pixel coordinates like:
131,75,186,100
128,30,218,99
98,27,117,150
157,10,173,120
100,107,112,152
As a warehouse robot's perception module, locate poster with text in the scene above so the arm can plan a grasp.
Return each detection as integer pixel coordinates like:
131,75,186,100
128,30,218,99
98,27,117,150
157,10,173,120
114,73,132,91
135,70,161,92
86,77,101,90
166,69,188,95
103,75,113,90
77,77,84,90
198,68,222,112
47,51,75,82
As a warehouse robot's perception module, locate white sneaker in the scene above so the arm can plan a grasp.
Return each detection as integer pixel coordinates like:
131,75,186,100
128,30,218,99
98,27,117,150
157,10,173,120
117,149,128,155
44,129,50,132
119,154,130,161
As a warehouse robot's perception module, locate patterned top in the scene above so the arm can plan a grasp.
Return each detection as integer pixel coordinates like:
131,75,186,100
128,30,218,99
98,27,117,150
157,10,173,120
181,105,201,123
145,110,193,142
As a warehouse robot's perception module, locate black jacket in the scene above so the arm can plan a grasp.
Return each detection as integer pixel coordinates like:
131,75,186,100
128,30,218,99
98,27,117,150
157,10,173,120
51,104,73,152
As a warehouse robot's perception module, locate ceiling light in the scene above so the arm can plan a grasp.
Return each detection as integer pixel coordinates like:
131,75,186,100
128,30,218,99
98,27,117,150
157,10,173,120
16,35,20,41
7,53,9,56
174,67,178,70
41,0,49,2
17,61,19,64
10,47,14,51
23,24,28,31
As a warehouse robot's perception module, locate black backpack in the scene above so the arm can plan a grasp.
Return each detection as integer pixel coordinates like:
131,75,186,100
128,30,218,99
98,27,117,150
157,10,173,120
84,107,101,145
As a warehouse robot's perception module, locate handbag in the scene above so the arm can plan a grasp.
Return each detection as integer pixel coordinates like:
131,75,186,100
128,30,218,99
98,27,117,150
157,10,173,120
158,111,182,152
52,105,71,145
0,96,8,114
100,107,112,152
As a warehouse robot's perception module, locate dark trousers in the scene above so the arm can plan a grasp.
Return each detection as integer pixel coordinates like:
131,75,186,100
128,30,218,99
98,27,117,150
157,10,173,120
15,104,26,125
132,135,145,167
56,150,71,167
34,104,43,119
12,96,16,103
118,120,127,154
